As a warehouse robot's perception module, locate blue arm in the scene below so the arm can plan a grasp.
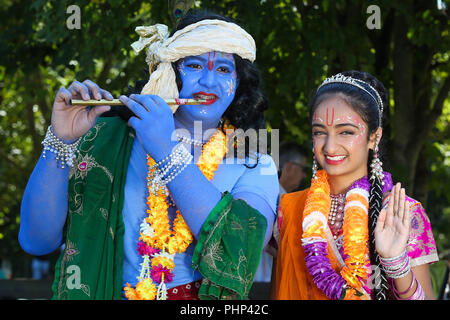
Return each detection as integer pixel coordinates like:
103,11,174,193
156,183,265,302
165,163,222,239
229,154,279,246
19,151,70,255
167,154,278,245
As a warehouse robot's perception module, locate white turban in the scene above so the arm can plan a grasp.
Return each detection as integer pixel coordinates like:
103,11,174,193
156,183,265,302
130,19,257,112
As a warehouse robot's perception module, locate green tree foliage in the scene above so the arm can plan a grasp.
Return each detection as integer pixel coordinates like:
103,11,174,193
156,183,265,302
0,0,448,275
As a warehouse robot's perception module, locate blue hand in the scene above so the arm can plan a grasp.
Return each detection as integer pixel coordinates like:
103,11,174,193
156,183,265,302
120,94,178,162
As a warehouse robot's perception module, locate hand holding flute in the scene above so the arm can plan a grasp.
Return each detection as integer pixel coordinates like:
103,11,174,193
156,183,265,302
51,80,115,142
50,79,203,143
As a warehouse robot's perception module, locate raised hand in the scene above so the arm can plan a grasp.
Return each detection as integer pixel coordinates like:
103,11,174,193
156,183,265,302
375,182,411,259
51,79,113,141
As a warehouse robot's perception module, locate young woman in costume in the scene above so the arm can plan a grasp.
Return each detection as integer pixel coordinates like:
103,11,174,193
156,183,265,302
19,11,279,300
272,71,438,300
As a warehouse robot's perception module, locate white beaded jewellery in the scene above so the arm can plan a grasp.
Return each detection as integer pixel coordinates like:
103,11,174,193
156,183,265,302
42,125,81,169
147,133,206,199
147,143,193,197
146,133,205,197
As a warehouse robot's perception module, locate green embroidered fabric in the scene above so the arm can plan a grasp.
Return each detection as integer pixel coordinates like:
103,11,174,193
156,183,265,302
51,117,267,300
52,117,134,300
192,192,267,300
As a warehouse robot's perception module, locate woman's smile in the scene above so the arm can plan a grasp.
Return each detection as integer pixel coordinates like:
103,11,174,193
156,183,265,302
324,154,347,165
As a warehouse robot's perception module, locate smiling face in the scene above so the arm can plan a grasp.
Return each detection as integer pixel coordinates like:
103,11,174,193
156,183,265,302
175,51,238,129
312,95,379,184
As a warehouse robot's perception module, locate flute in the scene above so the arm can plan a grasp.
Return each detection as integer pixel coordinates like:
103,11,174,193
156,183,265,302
70,98,207,106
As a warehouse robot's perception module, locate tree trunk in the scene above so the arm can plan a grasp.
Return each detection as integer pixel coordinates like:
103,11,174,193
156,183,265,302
391,0,449,201
414,147,429,206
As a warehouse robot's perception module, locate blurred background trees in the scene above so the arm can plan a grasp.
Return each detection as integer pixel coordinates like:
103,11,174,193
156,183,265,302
0,0,449,277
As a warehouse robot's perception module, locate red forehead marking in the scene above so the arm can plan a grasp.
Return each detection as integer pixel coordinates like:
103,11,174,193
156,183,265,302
326,108,335,126
207,52,216,71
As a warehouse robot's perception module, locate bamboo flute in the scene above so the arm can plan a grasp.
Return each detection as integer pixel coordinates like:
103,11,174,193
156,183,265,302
70,98,207,106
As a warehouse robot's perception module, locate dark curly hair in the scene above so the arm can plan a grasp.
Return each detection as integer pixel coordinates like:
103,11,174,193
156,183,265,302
309,70,391,300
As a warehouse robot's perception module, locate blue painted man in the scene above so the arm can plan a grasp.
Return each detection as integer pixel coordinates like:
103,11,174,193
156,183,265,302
19,11,279,300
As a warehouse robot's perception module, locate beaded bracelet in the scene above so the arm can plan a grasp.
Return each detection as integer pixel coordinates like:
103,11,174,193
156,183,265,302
160,144,192,183
148,143,193,196
158,145,191,178
379,249,411,279
42,125,81,169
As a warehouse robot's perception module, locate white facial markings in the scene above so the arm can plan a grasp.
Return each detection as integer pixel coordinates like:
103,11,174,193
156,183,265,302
313,112,324,123
178,59,187,76
345,115,366,148
226,79,236,96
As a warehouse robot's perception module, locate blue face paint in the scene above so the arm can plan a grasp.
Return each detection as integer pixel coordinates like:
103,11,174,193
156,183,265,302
175,51,238,130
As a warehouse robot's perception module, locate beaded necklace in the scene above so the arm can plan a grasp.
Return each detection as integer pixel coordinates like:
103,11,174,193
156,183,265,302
328,193,345,241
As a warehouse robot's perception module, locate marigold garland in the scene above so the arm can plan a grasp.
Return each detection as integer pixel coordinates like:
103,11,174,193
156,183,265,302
124,125,233,300
302,170,371,300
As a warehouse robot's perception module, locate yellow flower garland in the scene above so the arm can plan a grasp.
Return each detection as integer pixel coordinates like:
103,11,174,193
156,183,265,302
124,124,233,300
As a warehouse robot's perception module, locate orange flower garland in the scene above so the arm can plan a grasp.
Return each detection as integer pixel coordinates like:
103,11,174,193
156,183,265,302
197,121,233,181
124,125,233,300
302,170,371,300
341,189,370,289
